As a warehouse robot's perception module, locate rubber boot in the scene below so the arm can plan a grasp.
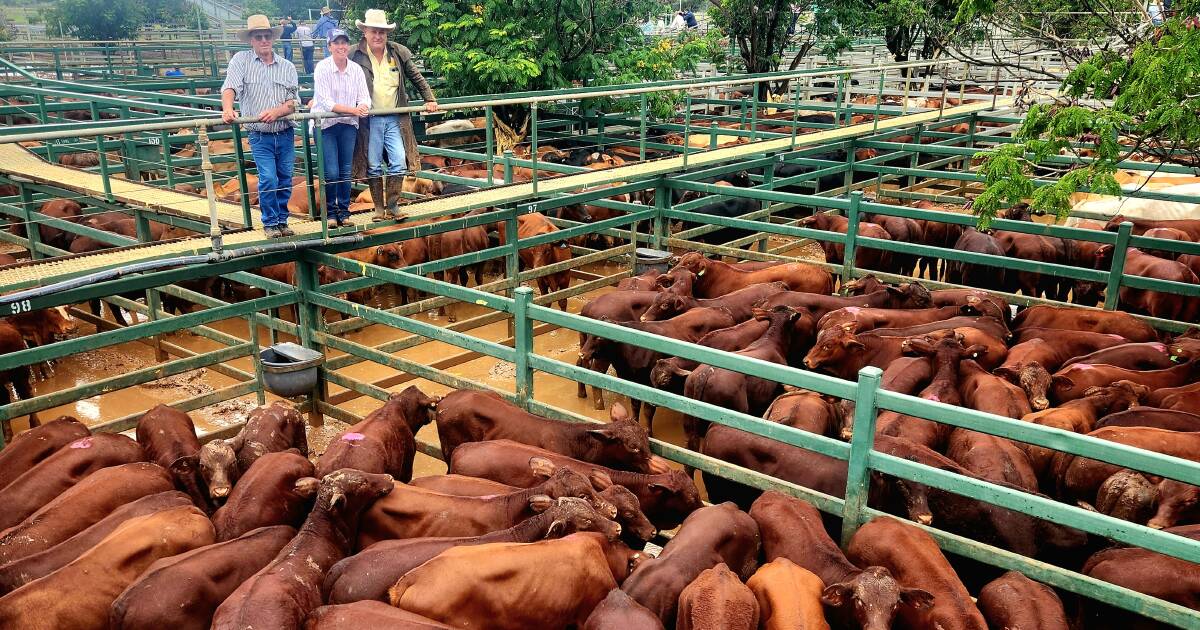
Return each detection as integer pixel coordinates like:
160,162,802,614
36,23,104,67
385,174,408,220
369,177,386,221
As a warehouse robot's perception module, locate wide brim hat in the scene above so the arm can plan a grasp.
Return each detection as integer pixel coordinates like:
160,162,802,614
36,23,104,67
321,6,332,14
355,8,396,30
237,14,283,42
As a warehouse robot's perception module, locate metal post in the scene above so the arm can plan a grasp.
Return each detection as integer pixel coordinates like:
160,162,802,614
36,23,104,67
135,211,169,362
300,116,318,223
248,308,267,405
485,106,495,186
759,161,775,252
710,121,719,150
841,366,882,545
161,128,175,188
505,210,519,336
873,72,884,132
842,191,863,286
296,258,325,426
597,109,606,151
834,74,844,128
750,95,758,141
231,124,253,227
790,79,802,150
531,102,539,196
842,139,858,194
653,184,669,250
91,102,114,203
313,115,329,240
739,96,748,132
503,150,513,184
18,184,42,259
197,125,224,253
1104,222,1133,310
908,123,924,189
683,95,692,169
639,93,648,162
513,286,534,408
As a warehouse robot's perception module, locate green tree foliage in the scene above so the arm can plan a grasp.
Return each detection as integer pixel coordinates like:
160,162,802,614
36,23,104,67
243,0,283,18
43,0,144,40
833,0,970,63
145,0,209,28
708,0,840,96
965,0,1198,225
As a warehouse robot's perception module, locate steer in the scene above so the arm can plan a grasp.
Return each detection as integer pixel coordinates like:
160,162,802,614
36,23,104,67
675,563,760,630
639,282,789,322
760,281,932,320
1062,341,1178,371
1080,524,1200,629
746,558,831,630
1052,427,1200,505
583,588,665,630
497,212,572,311
325,496,623,604
795,213,894,273
668,251,834,297
316,385,438,481
1020,382,1147,479
1094,246,1200,321
996,331,1131,409
0,416,89,491
578,289,666,410
199,401,308,503
306,602,453,629
135,405,210,512
211,469,395,630
435,389,660,472
1094,406,1200,431
212,450,319,541
977,571,1069,630
1012,305,1159,342
649,318,771,395
110,525,296,630
1050,358,1200,404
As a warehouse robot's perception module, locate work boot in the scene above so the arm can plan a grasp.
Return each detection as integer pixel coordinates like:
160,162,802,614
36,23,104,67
263,225,281,238
369,177,387,221
385,174,408,220
278,225,295,237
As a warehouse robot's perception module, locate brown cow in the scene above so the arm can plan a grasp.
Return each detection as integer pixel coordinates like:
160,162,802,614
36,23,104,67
0,462,173,566
135,404,210,511
0,320,38,444
435,389,659,472
211,469,395,630
7,307,77,379
639,281,789,322
1080,524,1200,630
9,199,82,249
497,212,572,310
996,331,1130,409
622,502,760,626
1050,358,1200,404
110,525,296,630
649,318,772,395
325,497,623,604
0,491,192,594
388,534,617,630
0,432,144,531
760,282,932,320
1020,382,1147,478
818,305,978,335
212,450,318,541
746,558,831,630
0,506,214,630
847,517,987,630
1012,305,1158,342
749,491,931,630
0,416,89,491
763,389,847,438
583,588,665,630
676,563,760,630
408,473,516,495
577,289,666,409
958,357,1033,418
1063,341,1177,371
1095,406,1200,431
316,386,438,482
426,224,490,322
356,467,613,546
875,335,979,452
668,251,834,297
795,213,894,274
199,400,308,502
305,601,453,629
448,439,701,529
1104,214,1200,241
977,571,1069,630
946,228,1008,292
1052,427,1200,504
1095,246,1200,321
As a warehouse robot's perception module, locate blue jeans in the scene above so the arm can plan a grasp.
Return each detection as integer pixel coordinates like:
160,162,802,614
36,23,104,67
282,43,293,61
247,128,296,228
321,123,356,221
301,46,314,74
367,114,406,177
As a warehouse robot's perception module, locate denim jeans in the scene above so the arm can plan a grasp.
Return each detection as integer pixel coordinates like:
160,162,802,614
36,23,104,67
247,128,296,228
301,46,314,74
321,123,357,221
282,43,293,61
367,114,406,178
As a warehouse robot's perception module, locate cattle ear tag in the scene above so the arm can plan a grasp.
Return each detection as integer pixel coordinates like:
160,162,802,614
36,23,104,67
642,541,663,558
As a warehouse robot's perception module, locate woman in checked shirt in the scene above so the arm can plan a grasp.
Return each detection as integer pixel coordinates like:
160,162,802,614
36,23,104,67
310,28,371,227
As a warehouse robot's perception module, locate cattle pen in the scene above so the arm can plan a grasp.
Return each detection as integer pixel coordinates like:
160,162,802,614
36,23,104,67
2,48,1200,628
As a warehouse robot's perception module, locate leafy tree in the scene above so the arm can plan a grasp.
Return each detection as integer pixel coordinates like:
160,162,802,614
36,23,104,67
963,0,1190,225
243,0,283,18
830,0,971,64
43,0,144,40
708,0,841,97
145,0,209,28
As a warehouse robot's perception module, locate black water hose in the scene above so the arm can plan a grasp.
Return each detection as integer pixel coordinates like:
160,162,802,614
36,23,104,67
0,234,364,307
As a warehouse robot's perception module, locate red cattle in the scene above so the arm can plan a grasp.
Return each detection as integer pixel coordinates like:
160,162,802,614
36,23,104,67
1080,524,1200,630
135,405,209,511
0,432,144,531
795,213,893,273
667,252,834,297
9,199,82,249
211,469,395,630
408,473,517,495
426,224,490,322
497,212,572,311
306,602,453,629
945,423,1038,495
110,525,296,630
316,386,437,481
1052,427,1200,504
1104,214,1200,241
1020,382,1147,478
448,439,701,529
325,497,623,604
868,212,925,276
1013,305,1159,342
212,450,318,541
875,335,978,451
617,269,664,291
7,306,77,376
997,331,1132,410
1095,406,1200,431
1065,341,1178,370
994,227,1066,299
435,389,659,472
1095,246,1200,321
977,571,1069,630
649,318,770,395
1050,358,1200,404
639,282,789,322
847,517,987,630
947,228,1008,293
0,491,192,594
0,320,37,444
583,588,665,630
750,492,931,630
764,389,847,438
959,357,1032,419
577,289,665,409
622,502,761,627
675,563,759,630
802,325,915,380
817,304,970,335
199,400,308,502
357,466,613,546
0,416,89,491
760,282,931,320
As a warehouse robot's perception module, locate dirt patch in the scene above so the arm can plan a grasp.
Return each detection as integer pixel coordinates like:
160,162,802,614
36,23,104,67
306,417,354,462
139,369,213,398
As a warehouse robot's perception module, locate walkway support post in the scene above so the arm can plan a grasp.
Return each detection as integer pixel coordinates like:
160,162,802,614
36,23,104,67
841,365,882,546
197,125,223,254
513,286,534,409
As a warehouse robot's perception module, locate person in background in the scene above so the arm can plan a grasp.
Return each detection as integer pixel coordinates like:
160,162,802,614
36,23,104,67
350,8,438,221
311,29,371,228
1149,0,1164,25
295,21,315,74
682,10,699,28
669,11,686,29
313,6,339,57
280,17,297,61
221,14,299,238
164,66,185,77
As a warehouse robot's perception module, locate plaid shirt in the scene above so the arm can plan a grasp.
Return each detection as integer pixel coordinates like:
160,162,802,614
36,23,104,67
221,50,299,133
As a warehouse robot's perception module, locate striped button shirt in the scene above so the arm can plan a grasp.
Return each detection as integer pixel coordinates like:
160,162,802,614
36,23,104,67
311,56,372,130
221,50,299,133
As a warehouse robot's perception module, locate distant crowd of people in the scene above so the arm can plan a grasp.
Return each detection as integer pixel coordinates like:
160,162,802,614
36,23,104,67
277,6,339,74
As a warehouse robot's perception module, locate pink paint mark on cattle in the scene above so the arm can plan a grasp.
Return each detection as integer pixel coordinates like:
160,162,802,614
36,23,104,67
1073,364,1096,371
341,432,366,442
69,437,93,449
845,307,861,314
927,394,941,402
1151,343,1167,352
1106,334,1125,339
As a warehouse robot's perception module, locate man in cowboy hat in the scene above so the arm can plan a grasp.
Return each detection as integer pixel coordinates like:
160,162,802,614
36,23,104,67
221,15,300,238
350,8,438,221
312,7,338,56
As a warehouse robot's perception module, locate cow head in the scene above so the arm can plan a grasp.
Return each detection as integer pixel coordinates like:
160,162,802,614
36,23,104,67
639,469,702,530
640,293,689,322
843,274,886,296
318,468,394,519
1095,470,1158,524
1080,380,1147,413
1103,214,1129,233
1149,479,1200,529
888,282,932,309
555,204,592,223
650,358,692,392
392,385,439,431
821,566,933,630
804,324,864,371
199,439,240,502
531,495,623,541
1168,337,1200,362
534,467,613,517
960,294,1007,322
995,361,1052,410
47,306,78,338
583,402,654,473
595,481,656,542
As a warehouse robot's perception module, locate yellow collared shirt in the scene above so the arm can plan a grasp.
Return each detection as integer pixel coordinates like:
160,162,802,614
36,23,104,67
369,49,399,111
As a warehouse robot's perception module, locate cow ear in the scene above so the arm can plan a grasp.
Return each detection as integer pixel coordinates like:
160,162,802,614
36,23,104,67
994,366,1018,383
293,477,320,498
900,587,935,610
589,470,614,490
843,337,866,350
529,457,557,479
587,428,619,443
820,582,852,608
528,494,555,513
1051,374,1075,389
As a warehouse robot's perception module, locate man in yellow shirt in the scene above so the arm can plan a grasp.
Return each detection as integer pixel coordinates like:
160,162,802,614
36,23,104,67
350,9,438,220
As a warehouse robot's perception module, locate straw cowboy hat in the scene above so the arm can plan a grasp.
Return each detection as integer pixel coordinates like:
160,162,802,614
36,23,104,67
320,6,332,14
237,14,283,42
355,9,396,30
